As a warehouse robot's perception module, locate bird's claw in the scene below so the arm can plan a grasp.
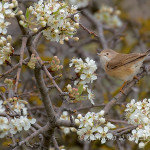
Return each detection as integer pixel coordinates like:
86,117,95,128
120,88,127,95
134,76,140,81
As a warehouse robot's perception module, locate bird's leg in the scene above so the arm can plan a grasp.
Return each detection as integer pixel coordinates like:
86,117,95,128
120,81,127,95
133,75,140,81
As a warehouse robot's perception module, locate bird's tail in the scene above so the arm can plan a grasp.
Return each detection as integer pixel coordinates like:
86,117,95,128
146,49,150,55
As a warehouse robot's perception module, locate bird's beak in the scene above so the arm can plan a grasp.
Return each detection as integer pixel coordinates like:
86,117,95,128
97,53,101,56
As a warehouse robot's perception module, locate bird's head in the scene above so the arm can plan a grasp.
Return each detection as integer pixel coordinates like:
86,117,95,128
97,49,118,69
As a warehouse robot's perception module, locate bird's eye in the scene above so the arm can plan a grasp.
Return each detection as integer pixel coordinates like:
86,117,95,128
106,53,109,55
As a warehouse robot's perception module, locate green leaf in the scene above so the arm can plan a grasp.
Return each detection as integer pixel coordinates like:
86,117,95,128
78,84,83,95
23,23,28,28
53,4,67,15
25,8,30,21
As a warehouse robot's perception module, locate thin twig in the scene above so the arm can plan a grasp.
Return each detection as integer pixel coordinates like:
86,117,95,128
14,37,27,94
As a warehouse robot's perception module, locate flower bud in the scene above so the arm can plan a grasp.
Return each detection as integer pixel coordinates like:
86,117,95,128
74,23,79,28
54,29,59,33
17,10,23,15
67,84,72,92
59,40,64,45
1,37,6,42
12,0,16,3
20,15,25,20
75,119,80,125
73,37,79,41
19,20,24,26
77,114,82,119
29,6,33,12
14,1,18,7
99,117,105,123
99,110,104,116
33,28,38,33
66,22,70,27
9,3,14,9
0,40,4,46
64,37,69,41
10,13,15,17
40,21,46,27
6,43,10,47
33,12,37,16
40,17,44,21
139,142,145,148
70,27,75,32
115,10,121,15
70,127,77,132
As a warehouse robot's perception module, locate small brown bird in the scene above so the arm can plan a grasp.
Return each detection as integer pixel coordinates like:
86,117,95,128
98,49,150,93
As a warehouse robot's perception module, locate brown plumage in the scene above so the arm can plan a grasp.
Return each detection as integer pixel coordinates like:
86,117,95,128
98,49,150,93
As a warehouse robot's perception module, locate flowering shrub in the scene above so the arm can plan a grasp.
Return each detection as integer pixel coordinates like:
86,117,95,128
76,110,116,143
50,56,63,71
68,57,97,104
20,0,80,44
0,98,36,138
94,5,122,28
0,0,18,35
0,0,20,64
126,99,150,148
27,54,37,69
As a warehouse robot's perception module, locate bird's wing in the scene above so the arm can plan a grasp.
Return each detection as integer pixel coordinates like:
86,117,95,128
107,53,146,70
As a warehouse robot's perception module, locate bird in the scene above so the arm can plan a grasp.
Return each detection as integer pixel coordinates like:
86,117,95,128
97,49,150,94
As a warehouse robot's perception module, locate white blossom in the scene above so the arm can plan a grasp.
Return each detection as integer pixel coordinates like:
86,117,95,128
126,98,150,148
87,88,95,105
139,142,145,149
60,111,76,134
69,57,97,104
94,5,122,28
77,110,115,143
70,57,97,86
23,0,80,43
0,97,36,138
66,0,89,8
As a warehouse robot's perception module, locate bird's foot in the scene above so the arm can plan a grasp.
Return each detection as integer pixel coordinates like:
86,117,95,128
133,75,140,81
119,81,127,95
120,88,127,95
133,76,140,84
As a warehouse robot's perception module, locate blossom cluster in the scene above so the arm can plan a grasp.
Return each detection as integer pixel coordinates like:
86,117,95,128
50,56,63,71
0,0,18,35
76,110,116,143
66,0,89,8
66,84,79,99
0,98,36,138
94,5,122,28
68,57,97,104
27,54,37,69
125,99,150,148
70,58,97,85
0,35,13,65
60,111,77,134
4,78,13,88
20,0,80,44
0,0,18,65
